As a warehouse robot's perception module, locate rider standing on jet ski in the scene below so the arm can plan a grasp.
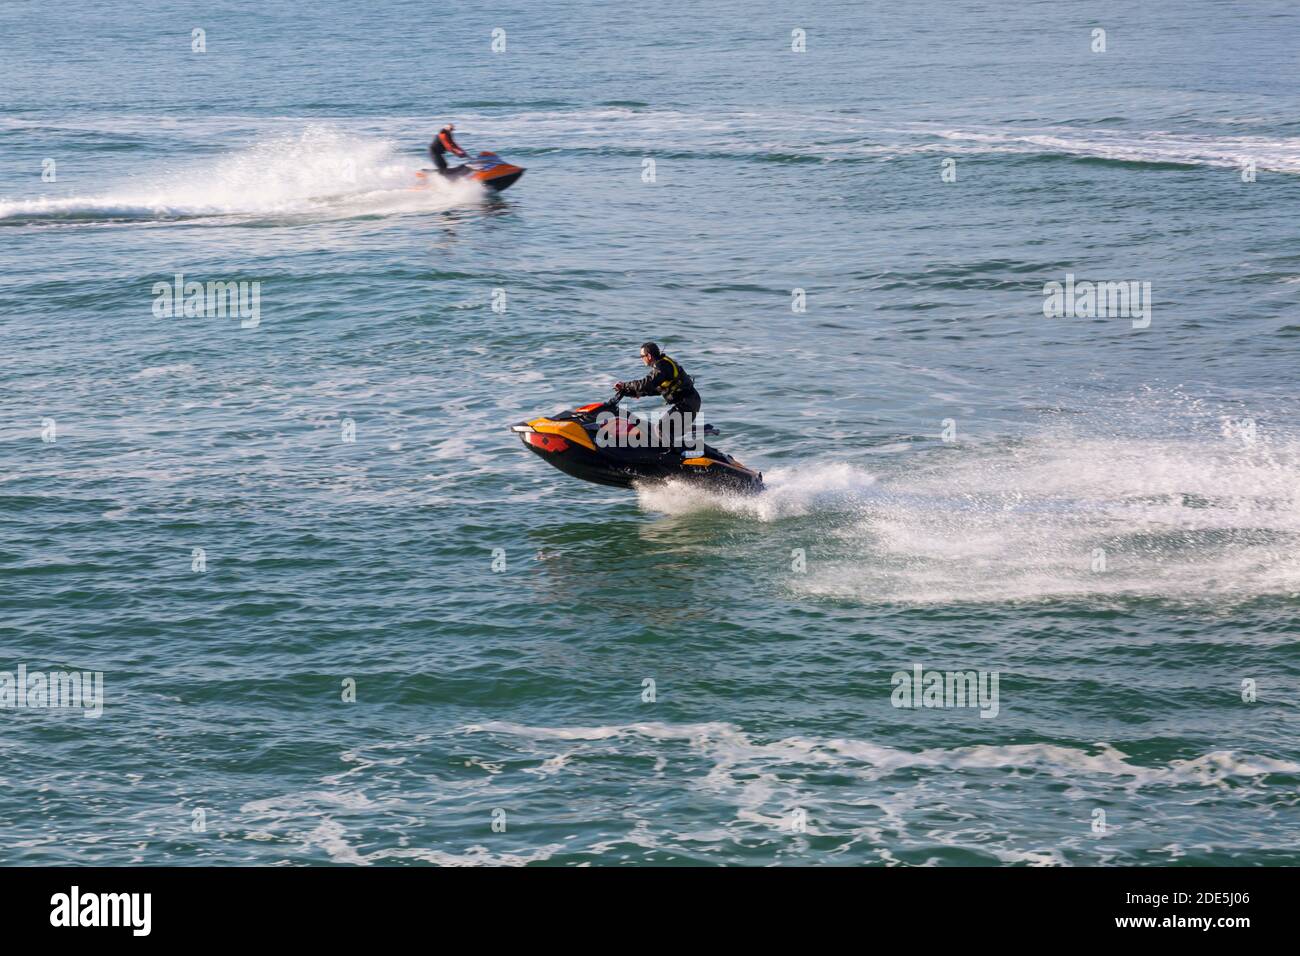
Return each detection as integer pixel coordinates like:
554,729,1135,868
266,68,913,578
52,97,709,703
430,124,468,171
614,342,702,447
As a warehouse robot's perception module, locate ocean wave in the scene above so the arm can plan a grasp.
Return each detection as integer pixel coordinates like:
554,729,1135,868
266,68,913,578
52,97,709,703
9,111,1298,181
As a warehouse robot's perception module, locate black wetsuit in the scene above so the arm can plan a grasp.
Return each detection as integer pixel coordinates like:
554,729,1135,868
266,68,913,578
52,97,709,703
430,129,466,171
621,355,702,445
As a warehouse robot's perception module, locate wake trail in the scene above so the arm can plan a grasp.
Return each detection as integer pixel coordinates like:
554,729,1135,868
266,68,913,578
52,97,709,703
0,125,485,223
638,401,1300,606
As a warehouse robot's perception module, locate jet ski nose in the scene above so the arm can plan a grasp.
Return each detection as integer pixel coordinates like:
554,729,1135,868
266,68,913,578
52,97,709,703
523,431,569,453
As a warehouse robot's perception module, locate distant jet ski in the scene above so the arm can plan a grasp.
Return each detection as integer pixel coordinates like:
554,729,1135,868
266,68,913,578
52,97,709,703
414,152,525,192
511,395,763,493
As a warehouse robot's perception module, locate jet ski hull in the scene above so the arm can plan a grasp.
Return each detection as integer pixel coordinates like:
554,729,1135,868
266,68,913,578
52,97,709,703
512,399,763,494
415,151,525,192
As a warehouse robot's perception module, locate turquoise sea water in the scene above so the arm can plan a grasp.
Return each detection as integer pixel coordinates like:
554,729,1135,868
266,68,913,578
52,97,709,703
2,1,1298,865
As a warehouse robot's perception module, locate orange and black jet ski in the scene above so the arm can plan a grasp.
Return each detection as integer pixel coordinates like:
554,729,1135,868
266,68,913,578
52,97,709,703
415,151,525,192
512,395,763,493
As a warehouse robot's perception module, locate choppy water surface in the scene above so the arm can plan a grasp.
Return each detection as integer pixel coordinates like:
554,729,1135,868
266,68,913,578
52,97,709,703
1,1,1298,865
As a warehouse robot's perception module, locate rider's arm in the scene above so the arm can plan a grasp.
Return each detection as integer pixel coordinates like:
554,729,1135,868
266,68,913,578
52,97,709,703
620,360,669,398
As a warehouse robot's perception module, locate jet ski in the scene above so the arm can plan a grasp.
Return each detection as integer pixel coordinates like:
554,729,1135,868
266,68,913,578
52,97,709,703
512,395,763,493
414,152,525,192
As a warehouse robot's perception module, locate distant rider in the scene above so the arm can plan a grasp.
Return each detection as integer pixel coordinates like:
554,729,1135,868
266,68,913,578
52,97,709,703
614,342,703,447
430,124,468,171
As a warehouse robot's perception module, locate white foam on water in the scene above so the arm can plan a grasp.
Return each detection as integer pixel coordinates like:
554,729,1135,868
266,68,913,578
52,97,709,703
0,125,485,222
459,720,1300,863
931,126,1300,172
633,399,1300,606
468,108,1300,172
220,720,1300,866
465,720,1300,786
634,461,877,521
131,363,195,379
240,786,567,866
799,426,1300,606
